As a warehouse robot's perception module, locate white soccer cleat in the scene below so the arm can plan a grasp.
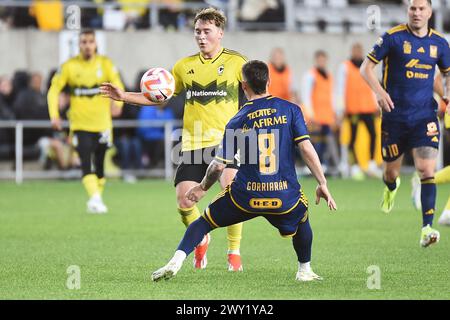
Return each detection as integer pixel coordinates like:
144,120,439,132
338,163,350,179
295,270,323,282
411,173,422,211
420,225,440,248
366,160,382,179
438,210,450,226
87,196,108,214
151,261,182,282
350,164,365,181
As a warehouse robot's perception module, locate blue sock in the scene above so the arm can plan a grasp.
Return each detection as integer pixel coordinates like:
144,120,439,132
421,177,436,227
292,219,313,263
383,177,397,191
177,217,213,256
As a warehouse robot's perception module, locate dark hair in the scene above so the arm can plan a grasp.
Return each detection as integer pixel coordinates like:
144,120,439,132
80,29,96,37
314,50,327,58
242,60,269,95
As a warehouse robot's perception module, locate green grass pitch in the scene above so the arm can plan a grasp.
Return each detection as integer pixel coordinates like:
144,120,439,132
0,176,449,300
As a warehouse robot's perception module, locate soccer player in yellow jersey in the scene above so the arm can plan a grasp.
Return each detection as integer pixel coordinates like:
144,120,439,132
101,8,247,271
48,29,125,214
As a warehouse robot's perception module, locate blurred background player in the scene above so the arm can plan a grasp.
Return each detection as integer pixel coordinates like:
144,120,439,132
302,50,339,175
14,71,68,169
361,0,450,247
267,47,300,104
336,42,381,180
0,76,15,160
100,8,247,271
412,73,450,225
48,29,125,214
137,104,175,169
151,60,337,283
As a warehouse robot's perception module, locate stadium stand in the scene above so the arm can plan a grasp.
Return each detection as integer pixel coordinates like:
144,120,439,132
0,0,449,181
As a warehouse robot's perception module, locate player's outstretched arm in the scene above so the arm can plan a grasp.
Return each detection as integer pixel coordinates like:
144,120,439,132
360,58,394,112
298,139,337,211
186,160,226,203
100,82,160,106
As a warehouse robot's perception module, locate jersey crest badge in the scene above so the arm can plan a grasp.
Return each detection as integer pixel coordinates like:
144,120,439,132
403,41,412,54
218,65,224,76
430,45,438,58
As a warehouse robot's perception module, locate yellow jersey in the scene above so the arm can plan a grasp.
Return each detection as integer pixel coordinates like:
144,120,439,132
172,48,247,151
47,54,124,132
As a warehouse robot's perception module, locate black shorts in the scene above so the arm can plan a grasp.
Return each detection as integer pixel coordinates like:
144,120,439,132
381,117,440,162
72,130,112,177
72,130,112,151
203,186,308,238
174,146,239,186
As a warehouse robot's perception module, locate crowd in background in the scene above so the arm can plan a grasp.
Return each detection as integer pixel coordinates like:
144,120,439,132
0,0,284,31
0,0,449,180
0,71,64,166
0,67,184,178
268,44,450,178
0,0,426,32
2,42,449,180
267,45,384,179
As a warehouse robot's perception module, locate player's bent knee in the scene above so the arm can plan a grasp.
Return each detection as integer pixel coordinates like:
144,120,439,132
384,170,399,182
177,196,196,210
416,167,435,180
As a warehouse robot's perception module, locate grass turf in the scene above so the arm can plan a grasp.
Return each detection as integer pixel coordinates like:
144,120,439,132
0,177,449,299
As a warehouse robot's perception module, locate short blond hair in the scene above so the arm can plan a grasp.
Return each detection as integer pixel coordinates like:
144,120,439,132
194,7,227,29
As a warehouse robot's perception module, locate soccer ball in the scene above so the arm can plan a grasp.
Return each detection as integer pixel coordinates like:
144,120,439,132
140,67,175,103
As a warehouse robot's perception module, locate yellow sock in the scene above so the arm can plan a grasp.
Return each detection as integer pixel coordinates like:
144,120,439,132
435,166,450,184
227,223,243,252
445,197,450,211
178,206,201,227
82,174,99,197
98,177,106,195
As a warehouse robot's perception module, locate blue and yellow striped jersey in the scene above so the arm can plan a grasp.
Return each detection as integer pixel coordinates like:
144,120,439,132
215,96,310,214
368,24,450,122
172,48,247,151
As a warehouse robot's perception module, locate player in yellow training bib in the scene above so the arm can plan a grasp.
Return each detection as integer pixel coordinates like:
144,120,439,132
100,8,247,271
48,29,125,214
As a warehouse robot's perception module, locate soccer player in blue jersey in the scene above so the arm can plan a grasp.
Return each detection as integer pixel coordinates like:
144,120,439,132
151,60,337,282
360,0,450,247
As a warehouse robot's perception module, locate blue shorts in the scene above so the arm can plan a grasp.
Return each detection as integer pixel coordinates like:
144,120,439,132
381,117,440,162
202,186,308,238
